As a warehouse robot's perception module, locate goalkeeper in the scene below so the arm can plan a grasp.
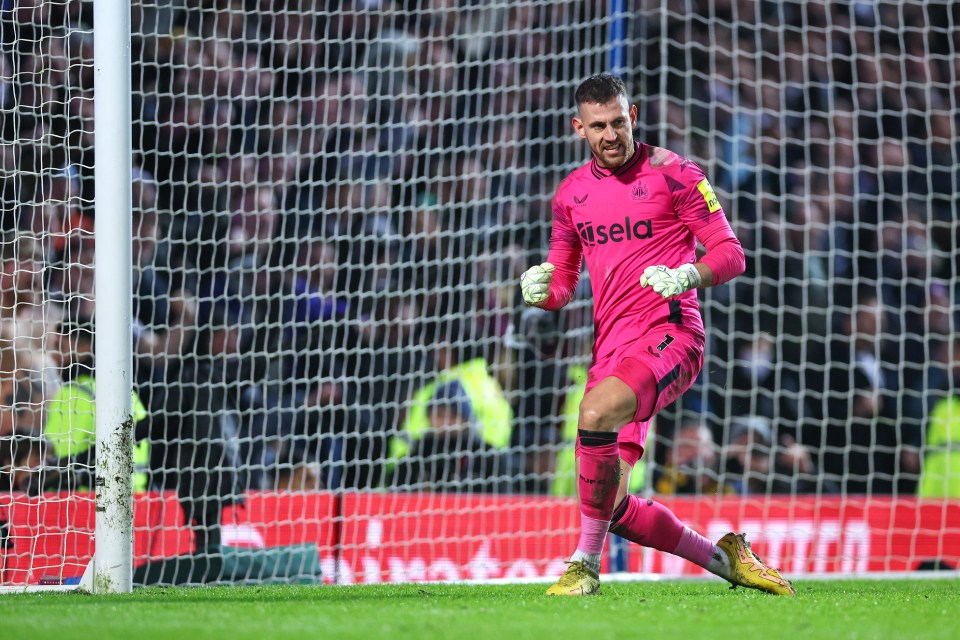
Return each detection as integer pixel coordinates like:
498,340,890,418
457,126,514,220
522,74,794,597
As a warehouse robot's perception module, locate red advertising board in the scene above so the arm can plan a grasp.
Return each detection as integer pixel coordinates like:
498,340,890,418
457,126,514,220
2,492,958,585
333,494,960,581
0,492,337,585
335,493,581,583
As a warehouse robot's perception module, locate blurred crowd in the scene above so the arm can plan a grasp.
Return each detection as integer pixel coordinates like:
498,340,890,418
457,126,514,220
0,0,958,517
641,0,958,497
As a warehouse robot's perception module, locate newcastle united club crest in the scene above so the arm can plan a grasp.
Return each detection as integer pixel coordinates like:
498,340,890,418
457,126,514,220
631,179,650,201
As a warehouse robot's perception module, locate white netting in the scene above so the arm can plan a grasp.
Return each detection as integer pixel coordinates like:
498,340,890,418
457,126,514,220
1,0,99,587
649,1,957,498
1,1,958,588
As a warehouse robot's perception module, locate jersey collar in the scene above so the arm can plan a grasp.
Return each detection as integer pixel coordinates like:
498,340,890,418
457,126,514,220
589,142,644,179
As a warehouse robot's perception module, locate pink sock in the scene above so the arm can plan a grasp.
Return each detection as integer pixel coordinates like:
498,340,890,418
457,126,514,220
575,430,620,554
609,495,714,567
576,514,610,556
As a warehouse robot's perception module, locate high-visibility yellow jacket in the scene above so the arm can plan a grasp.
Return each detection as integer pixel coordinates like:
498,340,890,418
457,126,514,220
44,374,151,493
919,395,960,498
389,358,513,462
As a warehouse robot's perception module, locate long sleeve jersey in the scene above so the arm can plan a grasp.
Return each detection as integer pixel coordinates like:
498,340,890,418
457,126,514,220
542,142,745,362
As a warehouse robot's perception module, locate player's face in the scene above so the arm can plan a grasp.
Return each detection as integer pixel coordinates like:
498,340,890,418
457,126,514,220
573,96,637,169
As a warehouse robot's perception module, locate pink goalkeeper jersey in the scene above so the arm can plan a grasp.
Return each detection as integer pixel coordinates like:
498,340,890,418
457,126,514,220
542,142,745,362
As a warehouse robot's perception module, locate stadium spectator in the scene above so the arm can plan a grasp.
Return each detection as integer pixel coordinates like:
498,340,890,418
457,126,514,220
726,331,799,429
654,422,730,496
0,233,62,433
722,416,824,496
0,431,58,494
916,92,960,220
48,234,96,332
751,196,830,367
880,199,945,338
918,333,960,498
163,303,245,485
129,179,201,393
388,320,515,487
390,380,511,492
343,295,426,489
211,249,289,489
398,197,445,293
407,40,473,154
32,165,88,260
897,282,953,495
228,187,280,260
144,305,244,550
824,290,903,494
44,314,151,493
439,153,496,230
277,232,365,491
507,303,573,496
272,442,323,492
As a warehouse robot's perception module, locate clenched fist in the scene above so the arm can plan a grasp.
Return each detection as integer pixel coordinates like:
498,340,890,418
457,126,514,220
520,262,555,305
639,263,702,299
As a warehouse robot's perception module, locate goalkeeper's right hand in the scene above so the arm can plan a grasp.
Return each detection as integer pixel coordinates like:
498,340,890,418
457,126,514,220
520,262,555,306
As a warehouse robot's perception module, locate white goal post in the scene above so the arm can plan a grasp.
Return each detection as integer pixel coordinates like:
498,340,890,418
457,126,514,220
0,0,134,596
91,0,134,595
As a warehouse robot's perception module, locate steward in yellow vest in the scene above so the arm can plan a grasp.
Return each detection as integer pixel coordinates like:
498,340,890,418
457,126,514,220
389,357,513,463
44,316,150,493
919,394,960,498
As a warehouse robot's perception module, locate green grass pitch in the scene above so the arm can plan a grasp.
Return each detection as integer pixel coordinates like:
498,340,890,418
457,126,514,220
1,579,957,640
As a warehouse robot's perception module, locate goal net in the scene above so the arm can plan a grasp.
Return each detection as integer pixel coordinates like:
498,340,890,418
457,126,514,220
1,1,957,590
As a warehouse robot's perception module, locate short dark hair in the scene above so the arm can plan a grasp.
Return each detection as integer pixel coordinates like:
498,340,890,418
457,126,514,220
574,74,628,107
428,381,474,421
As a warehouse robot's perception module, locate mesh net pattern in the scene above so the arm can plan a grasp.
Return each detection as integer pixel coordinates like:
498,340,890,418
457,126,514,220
0,1,958,587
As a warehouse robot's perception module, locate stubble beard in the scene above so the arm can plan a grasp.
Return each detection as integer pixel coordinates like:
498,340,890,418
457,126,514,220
594,137,634,170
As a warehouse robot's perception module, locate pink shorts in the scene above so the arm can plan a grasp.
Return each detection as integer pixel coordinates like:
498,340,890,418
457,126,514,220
585,326,704,467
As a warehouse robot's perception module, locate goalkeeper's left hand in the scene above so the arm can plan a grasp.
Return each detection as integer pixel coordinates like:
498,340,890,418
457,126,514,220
520,262,555,305
639,263,702,299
